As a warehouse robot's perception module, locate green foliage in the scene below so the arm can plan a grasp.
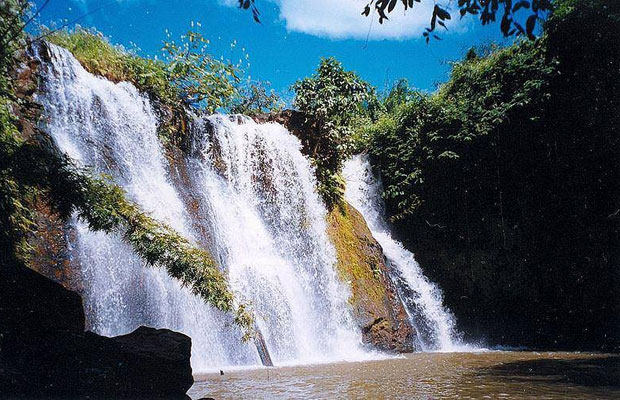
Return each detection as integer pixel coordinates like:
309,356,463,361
381,79,416,114
364,0,620,350
48,24,245,115
292,57,371,207
231,80,283,116
0,0,29,67
161,23,242,112
352,79,417,152
368,39,554,220
47,27,180,107
293,57,370,154
0,98,36,261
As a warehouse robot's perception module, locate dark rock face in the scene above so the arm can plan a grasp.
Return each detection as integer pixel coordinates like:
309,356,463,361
0,259,193,398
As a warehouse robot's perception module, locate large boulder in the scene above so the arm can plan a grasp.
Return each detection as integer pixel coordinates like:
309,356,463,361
326,203,415,352
3,327,193,398
0,258,85,336
0,259,193,398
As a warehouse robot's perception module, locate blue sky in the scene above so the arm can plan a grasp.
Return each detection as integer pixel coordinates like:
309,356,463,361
35,0,512,99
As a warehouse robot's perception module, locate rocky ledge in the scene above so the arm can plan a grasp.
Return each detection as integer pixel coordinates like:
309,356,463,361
0,259,193,398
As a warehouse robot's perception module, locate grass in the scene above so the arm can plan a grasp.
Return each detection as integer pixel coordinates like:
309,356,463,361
47,27,181,108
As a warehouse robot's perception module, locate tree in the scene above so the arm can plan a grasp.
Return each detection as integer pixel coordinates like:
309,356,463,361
231,80,283,116
162,23,241,112
292,57,371,207
238,0,552,42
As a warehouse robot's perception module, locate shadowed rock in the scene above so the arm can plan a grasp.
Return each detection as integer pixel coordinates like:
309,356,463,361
0,259,193,398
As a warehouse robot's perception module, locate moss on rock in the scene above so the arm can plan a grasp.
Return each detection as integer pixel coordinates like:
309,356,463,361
326,202,414,352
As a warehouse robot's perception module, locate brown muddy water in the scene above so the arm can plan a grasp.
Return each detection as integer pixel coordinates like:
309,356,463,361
189,351,620,399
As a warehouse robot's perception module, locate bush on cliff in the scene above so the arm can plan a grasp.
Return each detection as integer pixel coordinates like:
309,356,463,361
363,0,620,350
47,24,242,113
292,57,373,208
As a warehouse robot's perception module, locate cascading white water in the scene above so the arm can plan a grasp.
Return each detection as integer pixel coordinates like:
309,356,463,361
33,42,368,370
34,43,258,370
185,115,367,364
344,154,464,351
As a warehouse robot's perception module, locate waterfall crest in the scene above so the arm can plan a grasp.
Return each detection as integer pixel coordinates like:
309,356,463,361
33,42,367,370
344,154,465,351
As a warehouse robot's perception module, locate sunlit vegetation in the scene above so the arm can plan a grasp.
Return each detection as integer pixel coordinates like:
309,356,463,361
161,24,242,111
291,57,373,208
231,79,284,116
47,27,180,107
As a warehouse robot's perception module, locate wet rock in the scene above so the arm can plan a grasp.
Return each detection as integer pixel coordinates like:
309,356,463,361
326,203,415,353
25,196,82,293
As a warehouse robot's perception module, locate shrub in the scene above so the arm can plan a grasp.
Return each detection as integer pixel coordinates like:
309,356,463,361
231,79,283,116
364,0,620,350
292,57,371,207
48,27,180,107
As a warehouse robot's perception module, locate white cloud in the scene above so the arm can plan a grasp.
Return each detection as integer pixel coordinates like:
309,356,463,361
222,0,462,40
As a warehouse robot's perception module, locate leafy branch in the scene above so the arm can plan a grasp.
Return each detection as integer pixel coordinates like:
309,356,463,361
364,0,551,42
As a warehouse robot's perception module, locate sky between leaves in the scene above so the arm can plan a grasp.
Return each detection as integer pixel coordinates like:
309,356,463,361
34,0,512,99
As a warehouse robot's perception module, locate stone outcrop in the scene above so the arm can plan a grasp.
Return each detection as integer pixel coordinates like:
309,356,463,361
326,203,415,352
12,43,84,295
0,259,194,398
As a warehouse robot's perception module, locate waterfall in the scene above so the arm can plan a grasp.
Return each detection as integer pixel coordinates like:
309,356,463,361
184,114,365,364
34,42,257,370
344,154,464,351
33,42,367,370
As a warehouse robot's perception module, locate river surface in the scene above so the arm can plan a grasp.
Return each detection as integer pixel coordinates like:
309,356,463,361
189,351,620,399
